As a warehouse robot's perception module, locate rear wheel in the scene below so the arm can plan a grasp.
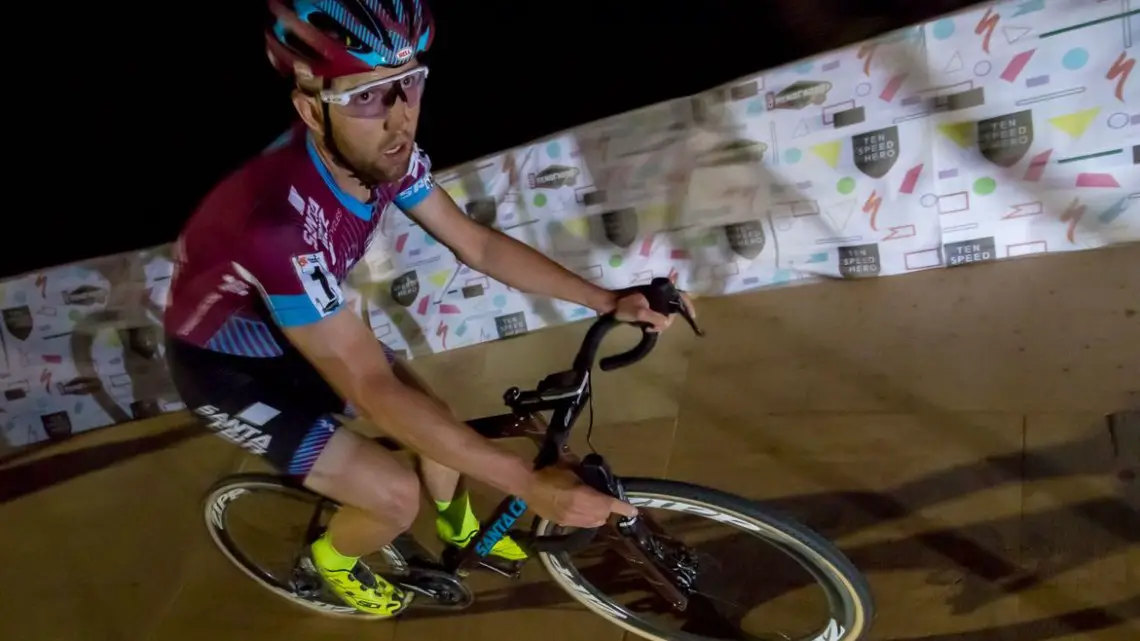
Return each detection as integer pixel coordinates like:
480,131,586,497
202,473,410,618
535,478,874,641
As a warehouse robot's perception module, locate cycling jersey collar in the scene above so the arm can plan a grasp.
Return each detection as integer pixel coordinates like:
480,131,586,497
304,131,373,221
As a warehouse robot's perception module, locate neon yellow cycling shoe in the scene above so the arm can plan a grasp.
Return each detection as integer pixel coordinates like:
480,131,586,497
310,533,412,617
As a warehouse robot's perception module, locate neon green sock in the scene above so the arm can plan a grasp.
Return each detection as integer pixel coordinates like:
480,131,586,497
311,532,358,572
435,491,480,541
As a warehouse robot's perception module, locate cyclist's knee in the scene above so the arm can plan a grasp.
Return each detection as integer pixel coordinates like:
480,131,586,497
342,443,420,531
370,463,420,531
306,429,420,531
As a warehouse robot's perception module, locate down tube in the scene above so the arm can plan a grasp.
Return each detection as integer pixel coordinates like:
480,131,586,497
448,493,531,573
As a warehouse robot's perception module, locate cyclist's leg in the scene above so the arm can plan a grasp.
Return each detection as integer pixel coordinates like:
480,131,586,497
385,357,528,561
303,430,420,552
387,358,460,499
165,338,415,616
299,426,419,616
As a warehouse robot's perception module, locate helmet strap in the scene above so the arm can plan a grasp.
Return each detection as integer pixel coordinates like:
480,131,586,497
319,99,380,201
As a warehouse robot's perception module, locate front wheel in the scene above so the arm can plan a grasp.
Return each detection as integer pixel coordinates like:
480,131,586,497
534,478,874,641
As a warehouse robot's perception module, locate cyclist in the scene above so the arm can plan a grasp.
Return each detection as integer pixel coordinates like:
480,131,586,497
163,0,694,618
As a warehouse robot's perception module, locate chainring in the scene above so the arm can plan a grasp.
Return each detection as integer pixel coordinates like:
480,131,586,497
389,568,475,610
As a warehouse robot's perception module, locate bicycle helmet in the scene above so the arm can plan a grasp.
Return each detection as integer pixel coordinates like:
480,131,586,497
266,0,435,81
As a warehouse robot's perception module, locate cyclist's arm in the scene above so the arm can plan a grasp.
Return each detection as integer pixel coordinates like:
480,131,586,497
281,308,535,497
234,225,535,498
405,188,619,315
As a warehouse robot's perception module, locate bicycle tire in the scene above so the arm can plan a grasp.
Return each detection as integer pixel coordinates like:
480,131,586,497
202,472,409,619
534,478,875,641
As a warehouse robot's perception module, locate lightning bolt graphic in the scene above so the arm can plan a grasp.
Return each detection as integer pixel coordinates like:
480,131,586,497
975,8,1001,55
856,43,878,77
435,321,448,349
34,274,47,298
1002,202,1044,219
862,190,883,231
1060,198,1087,244
1107,52,1135,103
883,225,917,241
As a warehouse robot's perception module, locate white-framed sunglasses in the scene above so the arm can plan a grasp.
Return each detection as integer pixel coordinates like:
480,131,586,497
319,66,430,118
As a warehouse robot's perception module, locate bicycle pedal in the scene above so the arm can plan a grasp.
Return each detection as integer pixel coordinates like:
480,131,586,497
290,557,323,596
476,557,525,579
439,540,523,579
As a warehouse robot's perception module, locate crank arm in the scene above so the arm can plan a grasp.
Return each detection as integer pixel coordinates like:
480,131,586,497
387,568,474,611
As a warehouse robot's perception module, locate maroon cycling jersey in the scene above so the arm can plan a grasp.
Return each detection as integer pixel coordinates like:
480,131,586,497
165,123,436,357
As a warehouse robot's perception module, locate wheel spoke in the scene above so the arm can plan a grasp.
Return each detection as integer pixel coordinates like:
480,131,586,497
535,479,875,641
203,474,415,618
679,592,746,640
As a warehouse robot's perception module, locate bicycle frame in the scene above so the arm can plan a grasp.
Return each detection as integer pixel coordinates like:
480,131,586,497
294,392,689,609
299,278,700,610
444,388,691,609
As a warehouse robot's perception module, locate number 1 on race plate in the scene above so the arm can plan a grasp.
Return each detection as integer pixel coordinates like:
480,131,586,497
292,252,344,316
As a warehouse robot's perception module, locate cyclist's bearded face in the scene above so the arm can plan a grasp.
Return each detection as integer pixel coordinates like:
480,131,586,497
309,65,424,185
329,98,418,185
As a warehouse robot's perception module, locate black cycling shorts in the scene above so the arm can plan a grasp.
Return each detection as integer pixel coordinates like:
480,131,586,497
164,334,396,477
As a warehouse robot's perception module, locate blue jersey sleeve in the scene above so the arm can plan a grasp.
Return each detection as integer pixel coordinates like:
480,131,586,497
233,219,347,329
392,145,437,211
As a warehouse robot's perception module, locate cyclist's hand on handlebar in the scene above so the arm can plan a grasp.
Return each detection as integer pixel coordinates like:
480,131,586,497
676,290,697,322
522,466,637,528
613,292,668,332
612,288,697,333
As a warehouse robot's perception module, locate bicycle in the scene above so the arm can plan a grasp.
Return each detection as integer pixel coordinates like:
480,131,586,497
202,277,875,641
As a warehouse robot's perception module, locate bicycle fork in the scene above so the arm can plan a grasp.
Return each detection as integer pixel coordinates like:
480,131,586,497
577,453,692,611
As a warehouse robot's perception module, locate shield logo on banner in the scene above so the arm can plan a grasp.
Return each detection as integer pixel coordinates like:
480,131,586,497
494,312,529,339
2,306,33,341
601,208,639,248
41,411,73,441
852,126,900,179
724,220,766,259
465,197,497,227
127,326,160,360
977,110,1033,168
837,243,882,278
130,399,163,420
390,271,420,307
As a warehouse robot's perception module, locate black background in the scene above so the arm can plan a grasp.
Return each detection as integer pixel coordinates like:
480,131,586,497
8,0,978,279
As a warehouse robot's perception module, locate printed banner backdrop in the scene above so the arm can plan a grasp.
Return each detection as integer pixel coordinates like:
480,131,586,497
2,0,1137,449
